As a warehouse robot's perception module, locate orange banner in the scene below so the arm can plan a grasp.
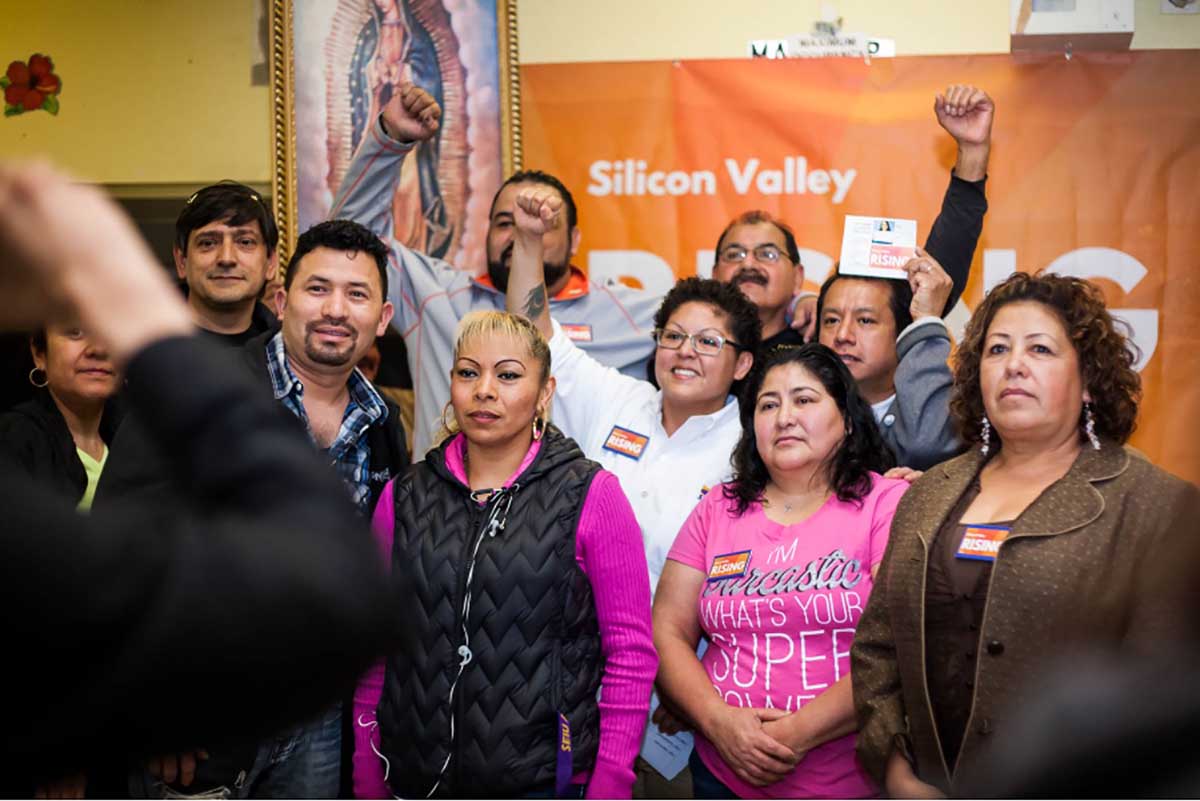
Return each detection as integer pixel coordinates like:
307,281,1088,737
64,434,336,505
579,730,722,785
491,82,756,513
521,52,1200,485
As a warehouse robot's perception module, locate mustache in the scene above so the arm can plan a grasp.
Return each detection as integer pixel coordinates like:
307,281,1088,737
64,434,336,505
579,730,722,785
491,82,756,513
732,267,768,286
304,318,356,338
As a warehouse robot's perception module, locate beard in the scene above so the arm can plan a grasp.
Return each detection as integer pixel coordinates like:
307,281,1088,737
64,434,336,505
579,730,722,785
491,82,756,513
302,320,359,367
487,243,570,294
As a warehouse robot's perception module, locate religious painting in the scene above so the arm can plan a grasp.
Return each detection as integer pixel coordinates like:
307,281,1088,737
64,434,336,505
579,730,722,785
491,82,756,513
270,0,520,265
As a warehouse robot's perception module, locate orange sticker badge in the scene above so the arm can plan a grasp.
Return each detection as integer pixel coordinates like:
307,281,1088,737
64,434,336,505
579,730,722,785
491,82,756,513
603,425,649,460
708,550,752,581
561,323,593,342
956,525,1011,562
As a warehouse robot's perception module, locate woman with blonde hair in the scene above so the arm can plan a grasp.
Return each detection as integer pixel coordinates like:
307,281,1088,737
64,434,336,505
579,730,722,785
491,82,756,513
353,310,656,798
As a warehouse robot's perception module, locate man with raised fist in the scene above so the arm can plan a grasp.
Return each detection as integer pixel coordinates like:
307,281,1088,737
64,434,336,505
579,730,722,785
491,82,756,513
331,84,661,460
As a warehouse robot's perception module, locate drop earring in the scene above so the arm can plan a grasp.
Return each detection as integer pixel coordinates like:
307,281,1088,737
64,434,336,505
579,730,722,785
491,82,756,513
1083,402,1100,450
980,415,991,456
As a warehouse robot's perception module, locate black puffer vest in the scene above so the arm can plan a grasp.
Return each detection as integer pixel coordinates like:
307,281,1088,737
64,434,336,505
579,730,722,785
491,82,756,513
379,426,603,797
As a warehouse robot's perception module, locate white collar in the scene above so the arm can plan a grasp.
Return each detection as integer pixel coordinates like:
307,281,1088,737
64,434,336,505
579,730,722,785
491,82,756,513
655,392,740,437
871,394,896,423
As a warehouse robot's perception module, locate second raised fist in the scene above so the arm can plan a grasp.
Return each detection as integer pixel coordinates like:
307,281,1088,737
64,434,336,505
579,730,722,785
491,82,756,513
381,83,442,143
514,187,564,237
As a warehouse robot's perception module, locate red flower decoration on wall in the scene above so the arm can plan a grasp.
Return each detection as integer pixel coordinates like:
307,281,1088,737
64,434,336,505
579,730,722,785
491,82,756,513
3,53,62,116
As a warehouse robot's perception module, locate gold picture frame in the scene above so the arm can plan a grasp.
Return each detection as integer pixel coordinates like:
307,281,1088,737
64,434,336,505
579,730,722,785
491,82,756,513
269,0,521,265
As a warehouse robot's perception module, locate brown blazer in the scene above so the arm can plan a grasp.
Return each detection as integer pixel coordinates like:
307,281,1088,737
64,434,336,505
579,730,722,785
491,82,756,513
851,440,1198,794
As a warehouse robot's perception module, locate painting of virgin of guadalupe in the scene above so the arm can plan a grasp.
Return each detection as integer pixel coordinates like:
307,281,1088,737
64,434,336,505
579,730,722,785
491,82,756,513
273,0,519,270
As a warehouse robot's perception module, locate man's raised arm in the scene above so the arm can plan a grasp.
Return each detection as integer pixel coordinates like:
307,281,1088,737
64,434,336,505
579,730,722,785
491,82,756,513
329,83,441,241
924,83,994,313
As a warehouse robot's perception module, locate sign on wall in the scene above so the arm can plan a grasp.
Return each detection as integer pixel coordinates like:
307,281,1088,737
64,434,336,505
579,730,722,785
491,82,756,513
521,52,1200,484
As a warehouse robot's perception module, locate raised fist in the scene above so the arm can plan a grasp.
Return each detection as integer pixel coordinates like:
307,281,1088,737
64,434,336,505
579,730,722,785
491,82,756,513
513,187,564,238
381,83,441,143
934,84,994,147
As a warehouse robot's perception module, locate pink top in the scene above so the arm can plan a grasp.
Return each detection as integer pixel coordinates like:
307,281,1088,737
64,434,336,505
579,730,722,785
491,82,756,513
667,475,908,799
354,434,656,799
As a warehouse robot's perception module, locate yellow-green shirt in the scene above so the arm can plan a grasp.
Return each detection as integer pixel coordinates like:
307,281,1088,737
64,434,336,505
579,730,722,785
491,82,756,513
75,445,108,512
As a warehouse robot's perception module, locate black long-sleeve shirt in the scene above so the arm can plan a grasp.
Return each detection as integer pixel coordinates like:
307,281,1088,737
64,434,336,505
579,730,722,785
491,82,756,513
1,336,396,793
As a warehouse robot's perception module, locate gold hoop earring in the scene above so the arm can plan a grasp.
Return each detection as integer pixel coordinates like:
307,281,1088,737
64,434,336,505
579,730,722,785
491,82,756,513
28,367,48,388
532,416,546,441
440,400,459,434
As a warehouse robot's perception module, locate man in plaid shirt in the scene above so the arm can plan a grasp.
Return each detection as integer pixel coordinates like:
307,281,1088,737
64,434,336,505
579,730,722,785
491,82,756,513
106,219,407,801
264,220,406,516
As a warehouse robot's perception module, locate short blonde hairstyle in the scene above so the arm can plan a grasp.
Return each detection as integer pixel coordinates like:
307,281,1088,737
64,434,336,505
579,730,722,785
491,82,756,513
454,310,551,383
436,311,553,442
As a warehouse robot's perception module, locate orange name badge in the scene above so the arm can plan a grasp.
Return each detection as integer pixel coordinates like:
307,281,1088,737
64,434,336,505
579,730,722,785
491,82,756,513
602,425,649,460
708,550,752,582
956,524,1011,562
561,323,593,342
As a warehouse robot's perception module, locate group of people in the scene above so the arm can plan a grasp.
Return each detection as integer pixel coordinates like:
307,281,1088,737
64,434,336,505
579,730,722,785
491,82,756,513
2,76,1196,801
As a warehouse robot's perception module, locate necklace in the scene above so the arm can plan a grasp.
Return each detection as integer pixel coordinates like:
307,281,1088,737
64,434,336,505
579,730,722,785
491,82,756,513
767,486,831,515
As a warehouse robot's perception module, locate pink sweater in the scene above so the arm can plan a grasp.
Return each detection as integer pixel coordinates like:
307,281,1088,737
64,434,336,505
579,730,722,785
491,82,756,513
353,435,657,798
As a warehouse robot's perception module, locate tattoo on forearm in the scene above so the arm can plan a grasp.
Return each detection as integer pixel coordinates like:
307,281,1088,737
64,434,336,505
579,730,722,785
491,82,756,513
523,285,547,319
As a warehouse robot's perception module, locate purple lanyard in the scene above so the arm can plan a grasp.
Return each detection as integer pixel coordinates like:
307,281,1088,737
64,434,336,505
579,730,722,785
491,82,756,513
556,712,572,797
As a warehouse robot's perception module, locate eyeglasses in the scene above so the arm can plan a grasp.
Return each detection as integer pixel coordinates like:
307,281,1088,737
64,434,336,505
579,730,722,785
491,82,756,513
717,244,789,265
652,328,741,356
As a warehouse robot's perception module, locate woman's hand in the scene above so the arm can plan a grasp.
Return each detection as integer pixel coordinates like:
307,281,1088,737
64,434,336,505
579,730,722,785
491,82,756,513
761,716,809,763
883,466,925,483
885,749,945,799
704,706,799,787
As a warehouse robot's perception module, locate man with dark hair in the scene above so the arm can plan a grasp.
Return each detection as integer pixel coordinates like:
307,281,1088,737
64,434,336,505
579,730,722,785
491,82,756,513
266,219,402,516
710,209,805,352
815,248,955,471
713,84,993,357
173,181,280,345
0,160,396,801
96,220,407,799
331,85,662,460
803,84,997,471
283,217,389,298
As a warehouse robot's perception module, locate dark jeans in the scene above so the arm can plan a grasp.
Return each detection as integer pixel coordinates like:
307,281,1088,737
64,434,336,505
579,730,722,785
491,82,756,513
689,750,737,800
129,703,342,799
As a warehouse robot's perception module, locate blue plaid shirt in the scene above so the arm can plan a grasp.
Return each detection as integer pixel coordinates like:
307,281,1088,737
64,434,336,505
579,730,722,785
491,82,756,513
265,331,387,516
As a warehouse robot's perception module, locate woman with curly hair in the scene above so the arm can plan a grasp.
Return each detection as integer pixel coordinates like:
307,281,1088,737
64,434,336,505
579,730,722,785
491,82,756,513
852,271,1199,797
653,343,907,798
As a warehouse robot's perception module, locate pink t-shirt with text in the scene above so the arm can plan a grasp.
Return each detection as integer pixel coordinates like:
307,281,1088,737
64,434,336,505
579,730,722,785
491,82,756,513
666,474,908,799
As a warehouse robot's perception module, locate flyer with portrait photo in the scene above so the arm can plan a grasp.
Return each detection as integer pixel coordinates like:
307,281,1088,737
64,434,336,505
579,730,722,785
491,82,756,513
838,215,918,280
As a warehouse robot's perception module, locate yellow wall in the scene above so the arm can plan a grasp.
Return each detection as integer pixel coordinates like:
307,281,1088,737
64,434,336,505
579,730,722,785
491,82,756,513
0,1,1194,184
518,0,1200,62
0,0,270,185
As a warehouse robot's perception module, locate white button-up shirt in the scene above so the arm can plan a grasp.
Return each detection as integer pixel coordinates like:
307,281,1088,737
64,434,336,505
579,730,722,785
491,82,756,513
549,320,742,596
